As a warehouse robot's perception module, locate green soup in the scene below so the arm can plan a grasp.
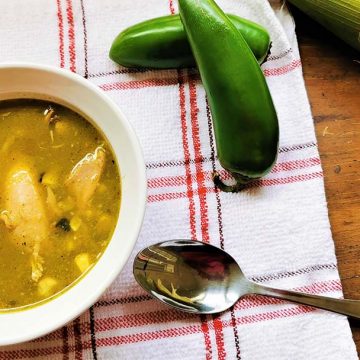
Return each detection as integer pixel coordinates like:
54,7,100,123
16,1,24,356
0,99,121,311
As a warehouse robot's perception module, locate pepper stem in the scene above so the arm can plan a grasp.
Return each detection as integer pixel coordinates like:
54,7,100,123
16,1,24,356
212,172,248,193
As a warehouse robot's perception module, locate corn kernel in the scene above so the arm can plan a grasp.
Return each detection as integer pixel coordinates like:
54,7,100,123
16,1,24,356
75,253,91,273
70,215,82,231
42,172,58,187
96,214,113,237
38,277,58,297
54,120,71,136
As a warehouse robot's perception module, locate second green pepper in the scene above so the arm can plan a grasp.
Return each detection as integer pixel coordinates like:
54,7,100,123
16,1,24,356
109,14,271,69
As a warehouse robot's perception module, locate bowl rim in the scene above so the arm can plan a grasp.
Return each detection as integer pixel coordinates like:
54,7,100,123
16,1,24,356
0,62,147,345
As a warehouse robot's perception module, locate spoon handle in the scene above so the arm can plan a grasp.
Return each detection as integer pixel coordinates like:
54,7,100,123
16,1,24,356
252,282,360,319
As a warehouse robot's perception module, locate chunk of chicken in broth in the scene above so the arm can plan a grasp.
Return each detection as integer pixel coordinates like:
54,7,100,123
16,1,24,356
66,146,106,209
0,165,49,282
0,147,106,284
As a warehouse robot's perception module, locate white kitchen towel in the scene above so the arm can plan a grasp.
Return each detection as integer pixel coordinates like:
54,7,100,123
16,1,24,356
0,0,357,359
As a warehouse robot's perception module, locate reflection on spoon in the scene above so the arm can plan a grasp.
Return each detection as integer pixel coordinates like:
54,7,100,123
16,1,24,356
134,240,360,318
155,279,203,304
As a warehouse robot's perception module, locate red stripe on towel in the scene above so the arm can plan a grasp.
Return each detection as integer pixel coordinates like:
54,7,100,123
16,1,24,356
66,0,76,72
56,0,65,68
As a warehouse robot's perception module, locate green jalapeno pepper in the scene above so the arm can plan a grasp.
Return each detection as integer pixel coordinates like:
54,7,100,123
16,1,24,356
179,0,279,192
109,14,271,69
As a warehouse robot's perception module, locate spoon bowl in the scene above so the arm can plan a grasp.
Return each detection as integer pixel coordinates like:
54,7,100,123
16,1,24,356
134,240,360,318
134,240,249,313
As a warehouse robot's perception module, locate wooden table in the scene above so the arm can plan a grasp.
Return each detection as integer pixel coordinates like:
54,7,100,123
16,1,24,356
291,6,360,355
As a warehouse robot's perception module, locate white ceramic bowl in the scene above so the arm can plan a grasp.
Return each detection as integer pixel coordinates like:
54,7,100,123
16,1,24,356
0,63,147,345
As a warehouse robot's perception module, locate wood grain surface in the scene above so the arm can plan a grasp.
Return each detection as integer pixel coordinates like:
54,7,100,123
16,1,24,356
290,5,360,356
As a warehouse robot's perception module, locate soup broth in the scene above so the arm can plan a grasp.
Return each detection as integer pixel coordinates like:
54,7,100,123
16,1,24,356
0,99,121,310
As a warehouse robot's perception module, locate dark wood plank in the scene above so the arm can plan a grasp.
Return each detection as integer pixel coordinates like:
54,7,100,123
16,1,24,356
290,5,360,355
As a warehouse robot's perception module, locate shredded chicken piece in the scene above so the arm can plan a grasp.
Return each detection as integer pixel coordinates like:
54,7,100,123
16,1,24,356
0,165,49,281
46,186,61,219
44,107,58,125
44,107,59,144
65,147,106,209
0,210,14,229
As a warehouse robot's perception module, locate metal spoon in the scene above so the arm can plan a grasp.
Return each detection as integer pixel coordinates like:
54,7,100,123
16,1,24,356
133,240,360,317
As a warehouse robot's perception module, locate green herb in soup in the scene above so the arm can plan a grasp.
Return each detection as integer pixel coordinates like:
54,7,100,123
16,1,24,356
0,99,121,310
